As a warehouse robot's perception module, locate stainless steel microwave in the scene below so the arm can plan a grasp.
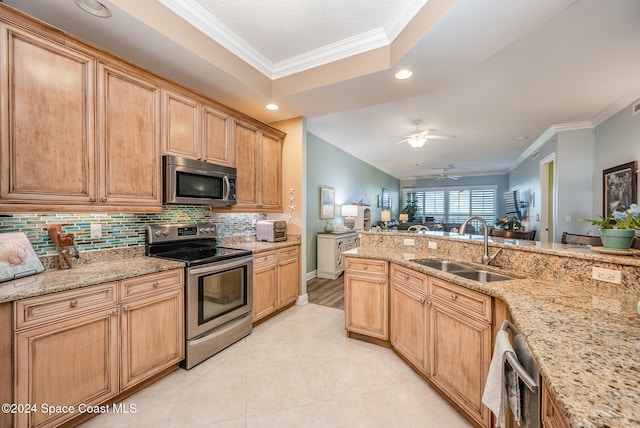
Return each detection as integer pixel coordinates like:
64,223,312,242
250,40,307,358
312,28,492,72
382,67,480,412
164,155,237,206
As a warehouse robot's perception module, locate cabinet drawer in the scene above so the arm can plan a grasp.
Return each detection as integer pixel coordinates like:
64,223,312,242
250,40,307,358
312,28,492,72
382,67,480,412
277,246,298,261
120,269,183,301
15,282,118,330
345,257,388,275
254,250,277,268
428,277,492,323
390,263,427,293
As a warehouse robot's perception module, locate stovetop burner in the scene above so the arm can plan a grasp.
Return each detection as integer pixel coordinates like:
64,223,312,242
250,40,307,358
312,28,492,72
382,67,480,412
145,223,252,266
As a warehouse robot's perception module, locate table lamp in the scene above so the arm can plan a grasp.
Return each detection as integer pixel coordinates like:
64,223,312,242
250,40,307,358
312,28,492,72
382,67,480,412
399,213,408,223
381,210,391,228
342,205,358,229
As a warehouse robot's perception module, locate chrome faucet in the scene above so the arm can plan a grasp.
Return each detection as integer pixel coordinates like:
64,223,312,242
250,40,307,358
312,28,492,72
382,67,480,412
459,216,503,265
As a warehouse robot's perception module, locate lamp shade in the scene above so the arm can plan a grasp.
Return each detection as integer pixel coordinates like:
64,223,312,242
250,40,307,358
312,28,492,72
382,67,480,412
399,213,408,222
381,210,391,222
342,205,358,217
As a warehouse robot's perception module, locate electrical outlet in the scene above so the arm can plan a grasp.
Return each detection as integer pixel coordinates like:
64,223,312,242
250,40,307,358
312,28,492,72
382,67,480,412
403,238,415,246
428,241,437,250
90,223,102,239
403,253,415,260
592,267,621,284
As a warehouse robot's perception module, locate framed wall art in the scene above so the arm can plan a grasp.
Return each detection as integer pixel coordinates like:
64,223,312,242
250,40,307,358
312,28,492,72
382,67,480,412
320,186,335,219
603,161,637,218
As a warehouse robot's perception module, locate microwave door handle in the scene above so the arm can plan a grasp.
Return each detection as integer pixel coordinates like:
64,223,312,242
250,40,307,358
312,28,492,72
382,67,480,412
224,175,231,203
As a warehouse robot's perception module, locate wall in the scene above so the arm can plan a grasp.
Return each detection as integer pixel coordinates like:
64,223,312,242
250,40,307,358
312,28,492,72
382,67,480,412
306,132,400,274
594,100,640,215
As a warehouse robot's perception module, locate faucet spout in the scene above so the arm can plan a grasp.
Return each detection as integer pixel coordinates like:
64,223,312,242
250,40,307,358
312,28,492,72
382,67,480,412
459,216,501,265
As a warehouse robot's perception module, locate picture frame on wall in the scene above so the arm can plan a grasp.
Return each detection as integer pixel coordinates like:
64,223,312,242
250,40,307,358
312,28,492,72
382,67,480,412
603,161,637,218
320,186,335,219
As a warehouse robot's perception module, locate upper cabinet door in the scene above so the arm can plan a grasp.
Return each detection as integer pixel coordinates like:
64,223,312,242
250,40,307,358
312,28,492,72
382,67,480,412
97,62,162,207
233,119,259,208
162,89,200,160
202,104,232,166
259,131,283,210
0,24,96,204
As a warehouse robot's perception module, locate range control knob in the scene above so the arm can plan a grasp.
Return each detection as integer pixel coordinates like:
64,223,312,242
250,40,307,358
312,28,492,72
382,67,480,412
162,230,170,236
154,231,162,237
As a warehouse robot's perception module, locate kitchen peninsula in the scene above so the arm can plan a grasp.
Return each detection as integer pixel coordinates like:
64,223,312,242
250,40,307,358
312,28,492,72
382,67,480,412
345,230,640,428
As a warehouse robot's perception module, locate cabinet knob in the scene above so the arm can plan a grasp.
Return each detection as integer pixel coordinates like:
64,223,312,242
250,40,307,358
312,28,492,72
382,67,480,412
363,265,368,270
420,298,426,304
427,300,432,305
152,281,159,288
112,309,119,315
450,294,457,300
70,299,78,308
123,305,130,312
89,196,96,202
403,274,409,281
101,196,108,202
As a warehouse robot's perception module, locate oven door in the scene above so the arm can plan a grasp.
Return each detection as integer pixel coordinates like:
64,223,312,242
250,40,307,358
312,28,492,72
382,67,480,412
186,256,253,340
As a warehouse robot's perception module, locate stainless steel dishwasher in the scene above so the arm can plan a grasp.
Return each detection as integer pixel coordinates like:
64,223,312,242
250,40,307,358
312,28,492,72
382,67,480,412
500,320,542,428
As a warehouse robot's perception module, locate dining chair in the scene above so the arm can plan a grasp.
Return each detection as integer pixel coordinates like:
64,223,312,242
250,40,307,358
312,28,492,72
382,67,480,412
490,229,537,240
560,232,602,246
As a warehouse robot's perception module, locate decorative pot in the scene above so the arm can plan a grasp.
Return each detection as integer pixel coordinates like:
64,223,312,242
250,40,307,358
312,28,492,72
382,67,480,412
323,220,334,232
599,228,636,250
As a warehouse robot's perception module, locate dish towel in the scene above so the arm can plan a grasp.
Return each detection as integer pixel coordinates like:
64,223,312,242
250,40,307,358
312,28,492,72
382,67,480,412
482,329,521,427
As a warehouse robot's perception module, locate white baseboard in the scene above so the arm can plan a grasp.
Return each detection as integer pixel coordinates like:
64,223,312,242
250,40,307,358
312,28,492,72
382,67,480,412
306,270,317,281
295,293,308,305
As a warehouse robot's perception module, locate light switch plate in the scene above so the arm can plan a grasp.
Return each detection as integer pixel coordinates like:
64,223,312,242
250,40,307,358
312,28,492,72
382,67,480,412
428,241,437,250
403,238,415,246
90,223,102,239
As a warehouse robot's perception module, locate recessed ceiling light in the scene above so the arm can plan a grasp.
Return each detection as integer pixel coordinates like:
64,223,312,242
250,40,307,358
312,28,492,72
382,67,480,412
74,0,112,18
394,69,413,80
265,103,279,111
517,136,529,141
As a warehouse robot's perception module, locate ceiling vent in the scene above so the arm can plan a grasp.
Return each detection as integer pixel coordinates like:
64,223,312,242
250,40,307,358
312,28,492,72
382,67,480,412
633,100,640,116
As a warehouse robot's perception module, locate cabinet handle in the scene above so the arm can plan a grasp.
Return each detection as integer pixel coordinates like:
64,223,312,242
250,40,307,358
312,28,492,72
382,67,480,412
112,309,119,315
450,294,457,300
152,281,159,288
89,196,96,202
70,299,78,308
123,305,130,312
101,196,107,202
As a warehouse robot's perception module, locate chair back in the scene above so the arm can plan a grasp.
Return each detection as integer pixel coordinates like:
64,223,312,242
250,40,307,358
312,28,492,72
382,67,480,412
490,229,536,240
561,232,602,246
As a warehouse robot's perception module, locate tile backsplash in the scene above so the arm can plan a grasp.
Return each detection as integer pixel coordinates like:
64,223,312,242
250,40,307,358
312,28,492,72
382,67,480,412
0,206,266,256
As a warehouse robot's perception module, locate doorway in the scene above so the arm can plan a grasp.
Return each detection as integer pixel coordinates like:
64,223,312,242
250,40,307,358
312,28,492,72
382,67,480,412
539,154,556,243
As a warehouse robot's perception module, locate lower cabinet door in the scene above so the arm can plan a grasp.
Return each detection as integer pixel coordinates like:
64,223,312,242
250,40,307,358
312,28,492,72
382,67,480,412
278,255,299,307
390,283,428,373
120,288,184,390
429,302,492,428
14,307,119,428
253,263,278,322
344,272,388,339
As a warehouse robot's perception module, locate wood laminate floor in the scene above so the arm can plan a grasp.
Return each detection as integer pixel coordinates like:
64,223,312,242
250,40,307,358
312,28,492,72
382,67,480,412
306,275,344,309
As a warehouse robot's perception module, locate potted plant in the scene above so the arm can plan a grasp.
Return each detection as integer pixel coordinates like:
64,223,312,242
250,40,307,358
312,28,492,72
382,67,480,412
401,195,419,223
495,216,522,230
579,204,640,250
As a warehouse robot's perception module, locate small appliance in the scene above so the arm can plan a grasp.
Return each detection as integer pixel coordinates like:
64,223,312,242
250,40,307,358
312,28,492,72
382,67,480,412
256,220,287,242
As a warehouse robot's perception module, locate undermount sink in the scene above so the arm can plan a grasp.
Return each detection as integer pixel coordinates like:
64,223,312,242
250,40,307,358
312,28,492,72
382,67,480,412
412,258,514,282
447,269,514,283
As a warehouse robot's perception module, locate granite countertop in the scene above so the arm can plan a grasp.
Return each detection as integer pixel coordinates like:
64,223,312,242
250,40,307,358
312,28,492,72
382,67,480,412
230,239,300,254
345,247,640,428
0,256,185,303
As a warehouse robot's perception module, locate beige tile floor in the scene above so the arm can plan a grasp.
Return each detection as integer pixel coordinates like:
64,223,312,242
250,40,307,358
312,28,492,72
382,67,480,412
81,303,473,428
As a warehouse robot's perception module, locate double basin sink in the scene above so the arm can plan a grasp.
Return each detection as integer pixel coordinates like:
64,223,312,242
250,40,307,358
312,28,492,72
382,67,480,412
412,258,514,282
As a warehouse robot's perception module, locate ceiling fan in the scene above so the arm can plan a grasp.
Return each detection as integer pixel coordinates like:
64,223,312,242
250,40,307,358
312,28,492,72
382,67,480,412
434,164,466,180
398,119,455,149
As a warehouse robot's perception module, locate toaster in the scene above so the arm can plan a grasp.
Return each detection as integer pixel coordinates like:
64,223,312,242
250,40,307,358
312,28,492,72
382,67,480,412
256,220,287,242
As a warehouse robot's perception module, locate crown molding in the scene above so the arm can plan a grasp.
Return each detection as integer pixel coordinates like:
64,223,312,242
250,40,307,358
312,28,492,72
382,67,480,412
158,0,423,80
591,87,640,126
551,121,593,132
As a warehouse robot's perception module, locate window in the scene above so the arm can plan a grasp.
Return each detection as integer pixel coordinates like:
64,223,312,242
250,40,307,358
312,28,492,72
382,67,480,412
403,186,496,226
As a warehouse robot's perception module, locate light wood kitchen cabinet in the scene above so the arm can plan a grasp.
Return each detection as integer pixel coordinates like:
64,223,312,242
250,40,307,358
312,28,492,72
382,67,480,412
161,88,233,166
119,269,184,390
14,285,120,428
428,277,492,428
232,119,284,212
252,246,300,323
12,269,184,428
0,23,97,208
542,380,569,428
344,257,389,340
97,61,162,209
390,277,429,372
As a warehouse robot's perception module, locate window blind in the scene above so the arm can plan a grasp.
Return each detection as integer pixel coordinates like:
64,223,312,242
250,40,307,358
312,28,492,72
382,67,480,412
403,187,496,224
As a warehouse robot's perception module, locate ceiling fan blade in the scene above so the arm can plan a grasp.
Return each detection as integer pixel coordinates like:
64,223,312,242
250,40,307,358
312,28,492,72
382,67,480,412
425,134,455,140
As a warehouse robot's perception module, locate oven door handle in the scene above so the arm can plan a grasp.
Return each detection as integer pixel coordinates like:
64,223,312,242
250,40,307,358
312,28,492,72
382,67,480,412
188,256,253,275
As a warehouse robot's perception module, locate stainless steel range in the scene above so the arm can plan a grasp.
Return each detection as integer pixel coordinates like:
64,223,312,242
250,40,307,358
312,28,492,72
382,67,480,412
146,223,253,369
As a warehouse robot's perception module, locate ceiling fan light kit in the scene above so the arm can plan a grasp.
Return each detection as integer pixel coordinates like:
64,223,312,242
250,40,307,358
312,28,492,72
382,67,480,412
398,119,455,149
